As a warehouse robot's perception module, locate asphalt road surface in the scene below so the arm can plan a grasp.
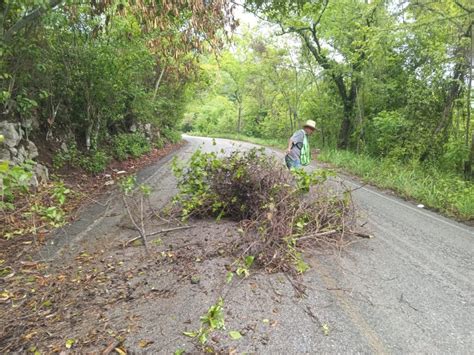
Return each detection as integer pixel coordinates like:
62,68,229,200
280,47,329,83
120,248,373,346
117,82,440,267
44,135,474,353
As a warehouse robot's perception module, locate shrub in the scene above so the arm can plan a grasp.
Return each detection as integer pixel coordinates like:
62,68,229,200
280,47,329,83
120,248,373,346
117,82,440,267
0,161,34,210
161,127,182,144
365,111,415,160
53,143,80,170
112,133,151,161
79,150,110,174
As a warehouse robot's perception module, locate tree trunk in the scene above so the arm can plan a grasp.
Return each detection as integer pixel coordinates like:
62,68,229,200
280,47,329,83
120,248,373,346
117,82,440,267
464,23,473,179
288,109,293,132
338,102,353,149
3,0,64,42
153,67,165,101
237,104,242,133
467,133,474,179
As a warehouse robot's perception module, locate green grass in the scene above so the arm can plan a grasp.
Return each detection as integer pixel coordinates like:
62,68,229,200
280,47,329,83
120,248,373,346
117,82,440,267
187,132,474,221
318,149,474,221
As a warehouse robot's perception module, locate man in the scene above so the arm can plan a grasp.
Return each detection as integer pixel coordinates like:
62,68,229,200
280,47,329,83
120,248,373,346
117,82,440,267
285,120,316,169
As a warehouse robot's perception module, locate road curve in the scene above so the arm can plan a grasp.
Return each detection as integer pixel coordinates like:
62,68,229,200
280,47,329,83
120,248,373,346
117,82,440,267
184,135,474,354
42,135,474,353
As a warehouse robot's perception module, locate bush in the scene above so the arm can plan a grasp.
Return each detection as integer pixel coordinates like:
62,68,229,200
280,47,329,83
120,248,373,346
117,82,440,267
53,143,80,170
79,150,110,174
112,133,151,161
365,111,415,160
161,127,182,144
0,161,34,210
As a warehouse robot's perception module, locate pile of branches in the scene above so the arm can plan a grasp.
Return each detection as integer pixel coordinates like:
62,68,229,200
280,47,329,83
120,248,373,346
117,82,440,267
172,148,356,274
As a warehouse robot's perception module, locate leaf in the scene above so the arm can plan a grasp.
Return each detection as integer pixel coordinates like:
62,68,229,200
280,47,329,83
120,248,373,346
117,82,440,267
0,290,12,301
174,349,185,355
226,271,234,284
114,347,127,355
138,339,153,348
183,331,198,338
321,323,330,336
0,160,9,172
65,338,75,349
228,331,242,340
42,300,53,308
244,255,255,268
198,331,208,344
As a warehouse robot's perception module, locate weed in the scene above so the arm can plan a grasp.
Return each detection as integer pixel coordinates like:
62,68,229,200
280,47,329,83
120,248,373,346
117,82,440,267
30,204,66,228
184,298,225,345
235,255,255,278
53,143,80,170
0,161,34,208
119,176,137,195
52,181,71,205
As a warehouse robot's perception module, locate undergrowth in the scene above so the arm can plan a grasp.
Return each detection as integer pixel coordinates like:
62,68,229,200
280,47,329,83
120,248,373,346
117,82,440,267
319,149,474,220
1,160,72,238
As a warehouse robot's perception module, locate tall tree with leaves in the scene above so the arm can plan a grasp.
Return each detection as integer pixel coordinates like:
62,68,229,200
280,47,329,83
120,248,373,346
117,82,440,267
245,0,383,148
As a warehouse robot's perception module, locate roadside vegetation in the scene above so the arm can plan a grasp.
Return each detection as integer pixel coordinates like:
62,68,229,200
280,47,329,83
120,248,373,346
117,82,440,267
318,150,474,220
1,1,236,239
189,132,474,220
183,0,474,221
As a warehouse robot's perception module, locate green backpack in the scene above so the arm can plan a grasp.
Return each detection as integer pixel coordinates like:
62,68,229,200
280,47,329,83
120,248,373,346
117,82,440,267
300,133,311,166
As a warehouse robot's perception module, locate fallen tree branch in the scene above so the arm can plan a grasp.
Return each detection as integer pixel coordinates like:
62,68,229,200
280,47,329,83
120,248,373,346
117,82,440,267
296,230,337,242
124,225,195,246
122,196,148,251
354,232,374,239
147,225,195,237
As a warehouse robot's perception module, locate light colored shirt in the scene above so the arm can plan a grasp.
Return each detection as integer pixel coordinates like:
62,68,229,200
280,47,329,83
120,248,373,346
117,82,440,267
288,129,305,161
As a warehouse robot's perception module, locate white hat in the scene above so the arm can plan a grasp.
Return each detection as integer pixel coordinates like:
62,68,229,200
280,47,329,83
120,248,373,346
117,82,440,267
304,120,316,130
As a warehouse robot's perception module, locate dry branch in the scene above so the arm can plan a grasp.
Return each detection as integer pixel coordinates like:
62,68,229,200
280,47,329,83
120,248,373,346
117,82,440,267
171,149,360,274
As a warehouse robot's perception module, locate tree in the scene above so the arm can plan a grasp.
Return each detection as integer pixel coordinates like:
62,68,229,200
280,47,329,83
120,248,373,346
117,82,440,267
245,0,382,148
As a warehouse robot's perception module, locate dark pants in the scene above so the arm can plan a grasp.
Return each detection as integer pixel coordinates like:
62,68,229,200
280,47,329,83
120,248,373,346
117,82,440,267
285,155,302,170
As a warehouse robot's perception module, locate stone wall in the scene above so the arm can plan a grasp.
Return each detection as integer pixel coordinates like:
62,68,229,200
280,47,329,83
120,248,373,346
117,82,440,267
0,121,48,185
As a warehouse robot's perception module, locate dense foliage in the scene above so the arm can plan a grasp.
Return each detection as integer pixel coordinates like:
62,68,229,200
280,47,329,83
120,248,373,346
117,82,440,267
1,0,236,156
184,0,474,180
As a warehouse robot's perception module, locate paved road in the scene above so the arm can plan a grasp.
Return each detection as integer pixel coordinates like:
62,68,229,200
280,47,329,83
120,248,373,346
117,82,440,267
45,135,474,353
184,136,474,353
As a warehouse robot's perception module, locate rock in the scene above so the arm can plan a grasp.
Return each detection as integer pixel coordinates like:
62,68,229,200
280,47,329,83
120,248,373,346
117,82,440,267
13,145,27,164
190,275,201,284
26,141,39,160
34,163,49,183
144,123,152,138
0,121,22,148
130,123,137,132
60,142,68,152
0,147,10,161
23,116,39,131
